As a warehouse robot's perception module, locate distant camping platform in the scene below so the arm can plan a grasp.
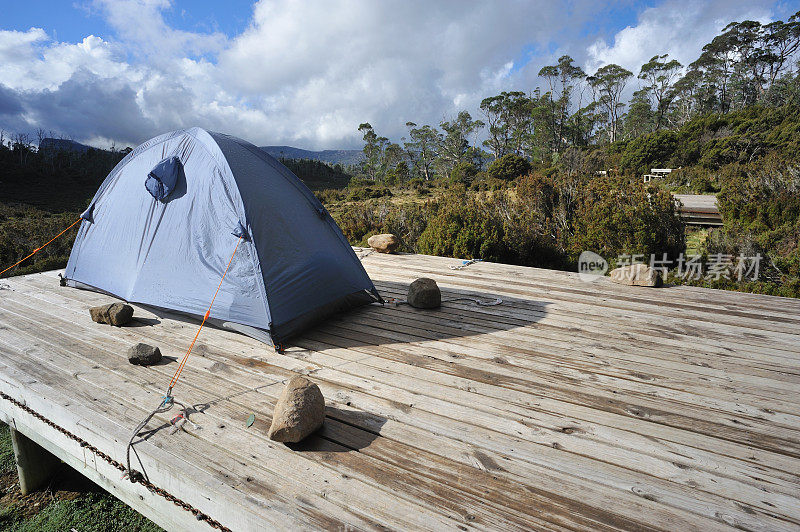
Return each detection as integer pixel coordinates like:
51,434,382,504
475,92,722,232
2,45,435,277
0,251,799,531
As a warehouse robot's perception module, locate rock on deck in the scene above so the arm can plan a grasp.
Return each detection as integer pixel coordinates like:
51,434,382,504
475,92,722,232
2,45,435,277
0,252,799,531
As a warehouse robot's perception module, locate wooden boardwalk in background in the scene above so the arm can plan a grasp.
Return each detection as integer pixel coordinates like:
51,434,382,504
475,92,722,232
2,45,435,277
0,252,799,530
674,194,723,226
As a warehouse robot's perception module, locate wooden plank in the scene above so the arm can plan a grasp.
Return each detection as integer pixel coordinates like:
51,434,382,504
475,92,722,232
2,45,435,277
361,251,800,318
3,282,796,528
0,300,636,530
0,326,760,532
27,270,800,378
359,264,800,364
0,363,275,531
11,275,800,474
14,274,800,470
0,308,479,531
363,259,800,340
0,256,799,531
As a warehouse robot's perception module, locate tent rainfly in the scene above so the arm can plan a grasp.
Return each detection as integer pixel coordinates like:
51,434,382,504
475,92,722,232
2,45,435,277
64,127,382,345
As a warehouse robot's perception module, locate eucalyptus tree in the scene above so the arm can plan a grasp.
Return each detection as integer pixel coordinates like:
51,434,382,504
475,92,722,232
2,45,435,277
638,54,682,130
568,101,603,147
479,91,532,158
437,111,484,178
382,142,405,180
725,20,771,107
763,14,800,88
669,68,704,126
403,122,440,181
538,55,586,153
623,88,656,139
588,64,633,143
690,26,742,113
358,122,388,181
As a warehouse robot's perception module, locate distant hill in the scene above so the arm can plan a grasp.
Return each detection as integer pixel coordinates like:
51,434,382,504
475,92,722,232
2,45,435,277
39,138,363,166
39,138,93,153
261,145,363,166
28,138,351,196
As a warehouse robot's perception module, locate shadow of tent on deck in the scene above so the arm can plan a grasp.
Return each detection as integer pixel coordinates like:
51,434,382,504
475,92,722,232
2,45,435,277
287,279,550,350
126,279,548,352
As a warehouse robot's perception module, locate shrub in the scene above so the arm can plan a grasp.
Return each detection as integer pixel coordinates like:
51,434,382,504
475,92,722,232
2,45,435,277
315,188,345,204
469,175,511,192
333,199,435,252
0,205,79,277
662,167,719,193
345,186,392,202
449,161,478,185
571,174,685,264
416,193,508,261
487,154,531,181
710,154,800,292
413,171,686,271
619,104,800,172
620,130,679,174
503,173,573,269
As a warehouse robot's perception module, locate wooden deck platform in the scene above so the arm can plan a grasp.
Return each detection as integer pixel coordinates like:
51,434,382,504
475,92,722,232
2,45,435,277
0,252,799,530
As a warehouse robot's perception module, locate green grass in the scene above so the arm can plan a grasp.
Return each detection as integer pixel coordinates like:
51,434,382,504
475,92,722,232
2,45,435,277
0,204,80,278
2,493,162,532
0,425,16,475
0,423,162,532
685,227,710,256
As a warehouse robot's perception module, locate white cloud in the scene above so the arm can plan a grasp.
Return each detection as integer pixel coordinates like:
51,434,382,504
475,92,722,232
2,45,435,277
0,0,788,149
89,0,227,61
214,0,592,146
585,0,775,75
0,28,135,91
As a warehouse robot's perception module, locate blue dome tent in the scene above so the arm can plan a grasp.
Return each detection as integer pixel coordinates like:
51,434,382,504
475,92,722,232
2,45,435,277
64,127,382,345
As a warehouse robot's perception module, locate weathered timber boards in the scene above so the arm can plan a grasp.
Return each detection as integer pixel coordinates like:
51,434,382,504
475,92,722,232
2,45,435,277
0,293,519,530
362,257,800,340
0,276,735,530
0,255,798,531
9,270,800,524
366,250,800,320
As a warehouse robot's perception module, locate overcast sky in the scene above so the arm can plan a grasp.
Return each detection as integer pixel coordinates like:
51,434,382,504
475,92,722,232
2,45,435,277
1,0,797,150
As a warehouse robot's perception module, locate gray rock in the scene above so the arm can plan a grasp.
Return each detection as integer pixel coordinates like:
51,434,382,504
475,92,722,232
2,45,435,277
407,277,441,308
127,343,162,366
609,264,663,287
89,303,134,326
268,376,325,443
367,233,400,254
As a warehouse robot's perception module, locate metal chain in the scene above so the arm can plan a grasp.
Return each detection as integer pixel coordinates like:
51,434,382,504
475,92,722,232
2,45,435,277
449,258,483,270
356,248,375,260
0,390,231,532
384,296,502,307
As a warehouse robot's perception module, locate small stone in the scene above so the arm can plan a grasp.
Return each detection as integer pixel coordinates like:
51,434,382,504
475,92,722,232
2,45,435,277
127,343,162,366
407,277,441,309
367,233,400,254
89,303,134,325
268,376,325,443
107,303,134,326
609,263,663,287
89,304,109,324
